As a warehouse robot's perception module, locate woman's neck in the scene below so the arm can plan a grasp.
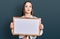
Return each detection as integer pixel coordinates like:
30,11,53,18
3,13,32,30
24,14,32,17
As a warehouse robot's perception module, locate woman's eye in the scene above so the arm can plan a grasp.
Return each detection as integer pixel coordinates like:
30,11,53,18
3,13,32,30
25,6,28,7
29,6,32,8
25,5,32,8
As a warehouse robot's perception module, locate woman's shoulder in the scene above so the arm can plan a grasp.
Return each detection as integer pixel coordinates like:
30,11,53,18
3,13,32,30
20,16,24,18
33,16,41,19
33,16,37,18
13,16,24,18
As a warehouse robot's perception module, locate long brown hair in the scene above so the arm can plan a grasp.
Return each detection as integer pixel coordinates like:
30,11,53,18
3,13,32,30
22,1,34,16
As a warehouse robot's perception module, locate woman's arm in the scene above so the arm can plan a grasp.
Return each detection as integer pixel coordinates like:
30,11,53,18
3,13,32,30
39,18,44,36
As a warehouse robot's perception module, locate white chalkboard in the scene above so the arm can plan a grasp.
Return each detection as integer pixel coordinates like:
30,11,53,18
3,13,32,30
13,17,41,36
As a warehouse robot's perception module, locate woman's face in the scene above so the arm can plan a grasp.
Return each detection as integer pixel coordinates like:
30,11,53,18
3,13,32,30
24,2,32,14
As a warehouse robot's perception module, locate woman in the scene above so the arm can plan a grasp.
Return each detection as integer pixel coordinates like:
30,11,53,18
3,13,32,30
10,1,44,39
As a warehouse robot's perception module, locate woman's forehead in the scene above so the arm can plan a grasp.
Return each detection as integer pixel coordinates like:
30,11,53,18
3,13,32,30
25,2,32,6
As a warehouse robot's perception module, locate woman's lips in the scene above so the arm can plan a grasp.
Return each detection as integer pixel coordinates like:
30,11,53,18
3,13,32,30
27,9,30,11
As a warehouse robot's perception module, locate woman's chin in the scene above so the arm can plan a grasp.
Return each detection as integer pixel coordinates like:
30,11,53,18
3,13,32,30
26,12,31,14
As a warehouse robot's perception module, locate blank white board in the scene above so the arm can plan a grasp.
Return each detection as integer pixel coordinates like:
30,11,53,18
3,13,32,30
13,17,41,36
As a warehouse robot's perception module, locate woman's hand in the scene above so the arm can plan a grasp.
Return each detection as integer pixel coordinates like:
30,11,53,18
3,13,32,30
10,22,14,34
10,22,14,29
39,24,44,30
39,18,44,30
